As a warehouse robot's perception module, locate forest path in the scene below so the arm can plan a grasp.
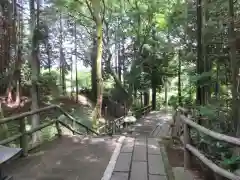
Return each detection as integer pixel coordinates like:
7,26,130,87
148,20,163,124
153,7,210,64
3,111,172,180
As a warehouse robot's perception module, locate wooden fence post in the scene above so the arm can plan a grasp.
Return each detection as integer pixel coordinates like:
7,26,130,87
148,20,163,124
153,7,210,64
55,120,62,137
184,122,191,169
105,106,108,133
112,121,116,134
19,117,28,156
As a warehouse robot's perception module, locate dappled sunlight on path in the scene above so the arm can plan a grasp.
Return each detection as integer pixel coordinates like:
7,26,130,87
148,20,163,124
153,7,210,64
5,135,118,180
130,110,173,137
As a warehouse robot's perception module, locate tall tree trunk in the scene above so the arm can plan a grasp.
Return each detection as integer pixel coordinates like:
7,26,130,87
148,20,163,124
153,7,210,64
92,0,103,129
91,37,97,101
30,0,40,144
5,0,14,104
228,0,239,135
196,0,205,105
202,0,211,104
15,0,24,106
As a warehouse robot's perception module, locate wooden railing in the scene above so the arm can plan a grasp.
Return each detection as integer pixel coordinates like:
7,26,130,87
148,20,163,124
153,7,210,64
0,105,98,156
173,107,240,180
98,105,152,135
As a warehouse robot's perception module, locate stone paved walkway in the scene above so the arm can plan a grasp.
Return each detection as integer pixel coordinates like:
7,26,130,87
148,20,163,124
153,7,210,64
108,110,172,180
111,137,167,180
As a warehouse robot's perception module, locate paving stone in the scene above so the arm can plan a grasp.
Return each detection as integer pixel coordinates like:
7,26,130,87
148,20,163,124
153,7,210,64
121,137,135,153
111,172,128,180
148,154,166,175
114,153,132,172
149,175,168,180
148,138,160,155
130,161,148,180
133,138,147,161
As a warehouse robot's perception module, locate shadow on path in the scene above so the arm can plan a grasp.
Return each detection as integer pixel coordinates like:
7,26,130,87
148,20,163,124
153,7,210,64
5,135,118,180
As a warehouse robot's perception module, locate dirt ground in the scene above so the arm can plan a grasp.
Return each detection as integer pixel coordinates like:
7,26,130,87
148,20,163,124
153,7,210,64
4,135,119,180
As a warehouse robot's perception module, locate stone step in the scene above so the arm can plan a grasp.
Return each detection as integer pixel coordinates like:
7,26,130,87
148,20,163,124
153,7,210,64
173,167,194,180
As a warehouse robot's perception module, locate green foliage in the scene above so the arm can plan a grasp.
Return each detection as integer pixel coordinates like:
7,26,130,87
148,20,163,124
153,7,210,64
131,102,144,118
76,71,91,89
197,105,218,119
38,71,59,97
221,155,240,171
190,71,212,86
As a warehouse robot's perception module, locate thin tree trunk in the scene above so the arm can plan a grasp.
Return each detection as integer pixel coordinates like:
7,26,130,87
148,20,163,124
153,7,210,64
164,78,168,111
71,51,74,98
74,21,79,102
178,51,182,106
144,91,149,106
196,0,204,105
59,12,66,95
151,85,156,110
118,37,121,81
215,63,220,99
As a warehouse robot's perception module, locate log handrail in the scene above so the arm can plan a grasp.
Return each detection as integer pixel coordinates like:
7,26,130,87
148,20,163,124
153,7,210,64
176,107,240,180
0,105,99,135
0,105,57,124
0,104,152,156
0,105,99,156
114,104,152,134
180,114,240,146
98,105,152,135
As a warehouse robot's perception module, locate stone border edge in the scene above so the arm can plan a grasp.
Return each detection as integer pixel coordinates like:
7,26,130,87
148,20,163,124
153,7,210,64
101,136,125,180
160,143,175,180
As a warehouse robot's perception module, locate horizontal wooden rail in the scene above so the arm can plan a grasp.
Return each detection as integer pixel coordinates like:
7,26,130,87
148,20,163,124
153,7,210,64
26,120,57,135
0,105,98,135
186,144,240,180
58,120,83,136
0,105,57,125
57,106,99,135
0,133,22,145
0,104,99,156
98,105,152,135
180,114,240,146
112,105,152,134
175,107,240,180
0,103,151,154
